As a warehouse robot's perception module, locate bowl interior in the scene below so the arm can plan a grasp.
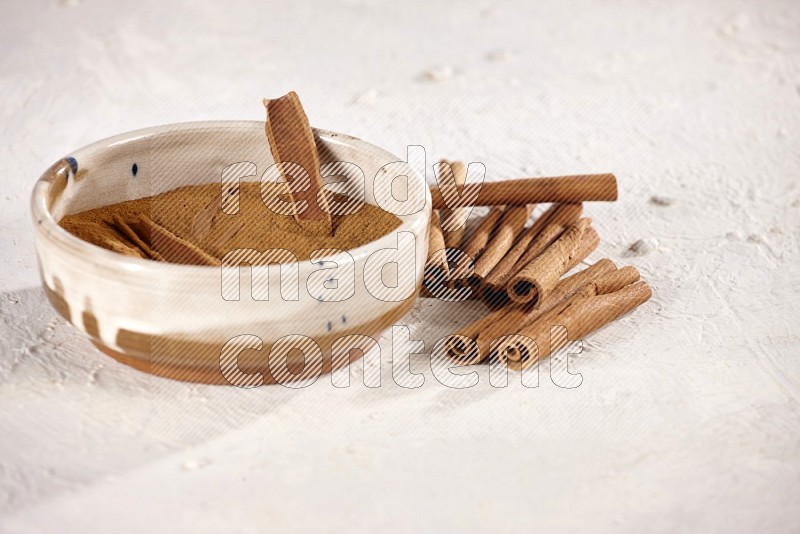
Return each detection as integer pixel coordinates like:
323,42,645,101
36,122,429,261
32,122,431,338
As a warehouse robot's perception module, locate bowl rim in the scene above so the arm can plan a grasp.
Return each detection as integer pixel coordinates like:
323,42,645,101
31,120,431,276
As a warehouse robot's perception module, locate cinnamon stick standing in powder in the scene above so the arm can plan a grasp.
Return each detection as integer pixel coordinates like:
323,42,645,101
430,174,617,209
469,205,532,287
495,279,652,371
439,160,470,249
507,218,595,306
444,258,618,365
263,91,332,235
479,203,582,308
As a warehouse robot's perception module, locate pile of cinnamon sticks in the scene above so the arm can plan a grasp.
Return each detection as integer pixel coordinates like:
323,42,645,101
425,161,652,371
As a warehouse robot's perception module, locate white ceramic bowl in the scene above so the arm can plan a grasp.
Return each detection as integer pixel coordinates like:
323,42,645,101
32,121,430,384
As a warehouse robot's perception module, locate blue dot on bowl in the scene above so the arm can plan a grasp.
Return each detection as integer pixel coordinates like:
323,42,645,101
65,157,78,174
131,163,138,176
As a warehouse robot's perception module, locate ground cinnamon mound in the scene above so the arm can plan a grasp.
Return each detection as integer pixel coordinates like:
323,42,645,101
59,182,402,263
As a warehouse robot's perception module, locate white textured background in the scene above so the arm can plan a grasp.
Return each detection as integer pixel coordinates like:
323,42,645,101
1,0,799,532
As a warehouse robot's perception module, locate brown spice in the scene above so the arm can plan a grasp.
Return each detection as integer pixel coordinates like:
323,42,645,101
444,258,618,365
438,160,470,249
263,91,332,233
430,173,618,209
449,206,505,284
507,218,594,306
495,279,652,371
425,209,449,285
59,182,402,264
478,203,582,308
469,205,532,286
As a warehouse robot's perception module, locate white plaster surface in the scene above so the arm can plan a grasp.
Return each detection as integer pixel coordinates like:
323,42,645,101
1,0,799,532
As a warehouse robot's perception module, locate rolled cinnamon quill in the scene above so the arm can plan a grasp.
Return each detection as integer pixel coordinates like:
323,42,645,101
450,206,505,283
495,280,652,371
510,204,584,274
430,174,617,209
566,225,600,272
438,161,471,249
479,203,582,308
587,265,641,295
469,205,532,286
424,209,449,287
444,258,617,365
507,218,594,306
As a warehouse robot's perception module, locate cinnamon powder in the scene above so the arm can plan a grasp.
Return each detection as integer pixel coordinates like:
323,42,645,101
59,182,402,263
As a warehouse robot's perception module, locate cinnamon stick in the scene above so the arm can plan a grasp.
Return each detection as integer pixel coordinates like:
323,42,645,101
507,218,594,306
469,205,532,286
450,206,505,283
112,214,165,261
263,91,332,234
100,228,147,259
137,215,220,266
587,265,641,295
495,280,652,371
565,225,600,272
439,160,470,249
479,203,582,308
430,174,617,209
508,204,584,274
444,258,618,365
424,209,449,288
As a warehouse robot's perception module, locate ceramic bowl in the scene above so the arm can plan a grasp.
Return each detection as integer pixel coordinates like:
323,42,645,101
31,121,430,385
